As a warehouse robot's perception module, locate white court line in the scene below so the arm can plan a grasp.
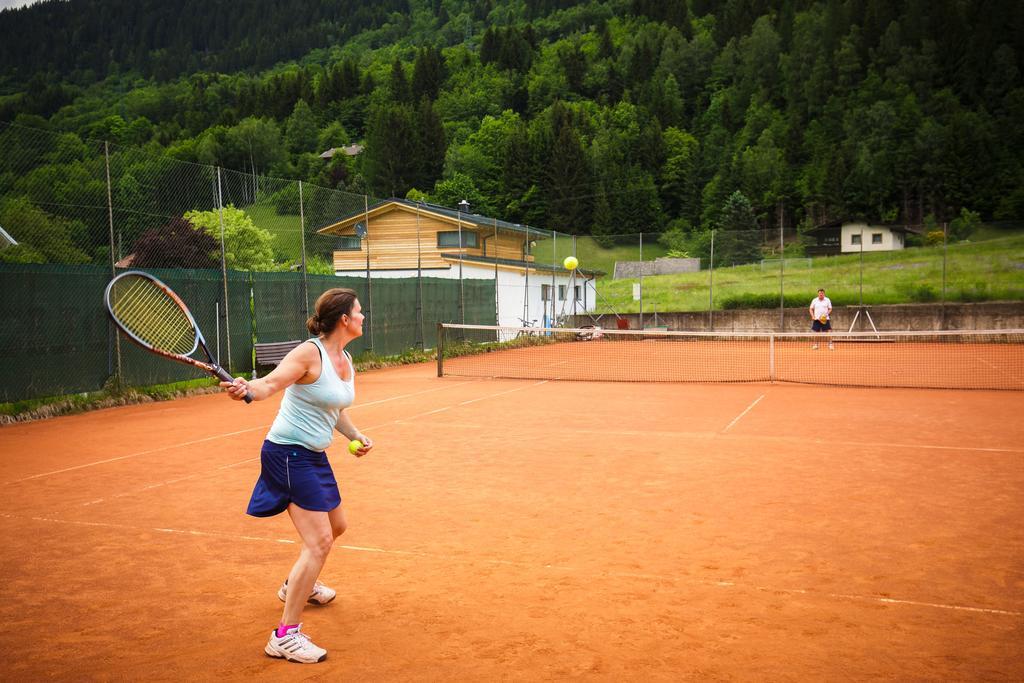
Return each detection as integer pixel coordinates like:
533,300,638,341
77,456,258,508
3,380,480,485
49,381,551,506
2,512,1019,618
975,354,1024,389
5,426,268,485
387,420,1024,455
721,394,765,433
387,380,551,425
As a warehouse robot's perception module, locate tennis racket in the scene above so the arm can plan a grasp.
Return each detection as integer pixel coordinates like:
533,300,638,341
819,314,828,324
104,270,253,403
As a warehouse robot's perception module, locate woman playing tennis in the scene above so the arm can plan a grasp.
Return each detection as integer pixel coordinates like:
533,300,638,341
221,287,373,664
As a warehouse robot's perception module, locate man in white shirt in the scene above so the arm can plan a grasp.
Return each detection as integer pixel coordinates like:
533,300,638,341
809,288,833,350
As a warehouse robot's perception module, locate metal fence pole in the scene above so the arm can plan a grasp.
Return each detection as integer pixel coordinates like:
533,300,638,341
551,230,557,326
708,229,715,330
363,194,373,351
639,232,644,330
859,227,864,307
942,222,948,329
216,167,232,371
493,217,499,326
779,202,785,330
457,202,465,327
298,180,309,323
104,141,122,382
572,234,577,320
523,226,530,326
416,201,424,349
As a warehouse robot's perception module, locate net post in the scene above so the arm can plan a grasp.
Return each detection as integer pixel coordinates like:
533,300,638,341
436,323,444,377
769,333,775,383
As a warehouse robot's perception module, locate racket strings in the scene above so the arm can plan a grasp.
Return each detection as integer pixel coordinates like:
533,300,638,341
111,277,196,356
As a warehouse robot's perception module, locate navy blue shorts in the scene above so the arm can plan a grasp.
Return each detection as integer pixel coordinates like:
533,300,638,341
246,440,342,517
812,320,832,332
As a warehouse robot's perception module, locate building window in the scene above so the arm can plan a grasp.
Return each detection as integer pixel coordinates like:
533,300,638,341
541,284,552,302
558,284,566,301
574,285,582,302
437,231,478,248
872,233,883,244
336,236,361,251
851,233,862,245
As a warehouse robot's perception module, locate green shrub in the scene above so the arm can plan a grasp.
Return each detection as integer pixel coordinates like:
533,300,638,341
912,284,938,302
720,293,809,309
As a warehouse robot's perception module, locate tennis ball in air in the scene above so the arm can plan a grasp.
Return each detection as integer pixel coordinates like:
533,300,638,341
563,256,579,270
348,439,364,455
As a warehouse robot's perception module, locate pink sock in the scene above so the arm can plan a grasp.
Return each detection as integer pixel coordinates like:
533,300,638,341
276,623,299,637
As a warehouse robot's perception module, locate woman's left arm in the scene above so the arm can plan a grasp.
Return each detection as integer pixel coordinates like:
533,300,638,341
336,410,373,456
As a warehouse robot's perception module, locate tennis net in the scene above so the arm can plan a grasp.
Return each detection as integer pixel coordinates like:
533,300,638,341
437,324,1024,390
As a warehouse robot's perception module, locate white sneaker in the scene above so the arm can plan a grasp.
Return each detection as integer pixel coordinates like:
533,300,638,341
828,343,834,350
265,624,327,663
811,344,818,350
278,580,337,605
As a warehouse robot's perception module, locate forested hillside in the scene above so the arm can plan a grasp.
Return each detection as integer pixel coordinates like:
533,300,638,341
1,0,1022,266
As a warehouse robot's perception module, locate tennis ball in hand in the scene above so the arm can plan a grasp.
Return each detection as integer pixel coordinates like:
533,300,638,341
348,439,364,455
563,256,579,270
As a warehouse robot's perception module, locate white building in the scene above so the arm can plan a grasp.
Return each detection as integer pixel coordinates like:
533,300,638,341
806,220,921,256
317,199,601,328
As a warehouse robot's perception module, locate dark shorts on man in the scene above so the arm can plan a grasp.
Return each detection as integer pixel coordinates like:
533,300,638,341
247,440,342,517
812,319,832,332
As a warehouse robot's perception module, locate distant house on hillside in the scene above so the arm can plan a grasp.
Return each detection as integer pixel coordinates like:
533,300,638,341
318,144,364,159
804,219,921,256
317,199,601,328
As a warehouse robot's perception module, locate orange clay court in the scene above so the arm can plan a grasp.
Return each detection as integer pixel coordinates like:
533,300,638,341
1,362,1022,680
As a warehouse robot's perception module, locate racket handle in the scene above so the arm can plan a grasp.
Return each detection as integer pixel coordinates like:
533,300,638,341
213,366,254,404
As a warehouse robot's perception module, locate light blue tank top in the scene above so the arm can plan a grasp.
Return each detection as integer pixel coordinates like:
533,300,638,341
266,338,355,452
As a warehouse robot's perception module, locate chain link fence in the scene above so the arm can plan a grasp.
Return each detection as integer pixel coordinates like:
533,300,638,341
572,225,1023,331
0,123,498,402
3,121,1022,402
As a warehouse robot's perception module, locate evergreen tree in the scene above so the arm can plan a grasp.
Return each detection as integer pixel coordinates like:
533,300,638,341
363,102,417,197
414,97,447,191
544,105,592,234
715,190,761,266
389,59,412,104
285,100,318,153
412,46,444,101
591,182,615,248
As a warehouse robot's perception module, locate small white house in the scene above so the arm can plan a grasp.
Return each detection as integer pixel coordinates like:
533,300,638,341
839,221,909,253
806,220,920,256
317,199,601,328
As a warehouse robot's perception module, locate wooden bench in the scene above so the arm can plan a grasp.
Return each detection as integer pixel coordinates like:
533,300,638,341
253,340,303,377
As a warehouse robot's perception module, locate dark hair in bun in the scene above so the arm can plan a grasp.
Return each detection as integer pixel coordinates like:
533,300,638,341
306,288,358,335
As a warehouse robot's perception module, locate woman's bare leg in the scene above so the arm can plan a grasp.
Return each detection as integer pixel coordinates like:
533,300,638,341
281,504,334,625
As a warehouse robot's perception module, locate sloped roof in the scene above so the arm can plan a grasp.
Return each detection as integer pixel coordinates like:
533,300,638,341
319,143,365,159
442,252,603,278
318,198,556,240
807,219,922,234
